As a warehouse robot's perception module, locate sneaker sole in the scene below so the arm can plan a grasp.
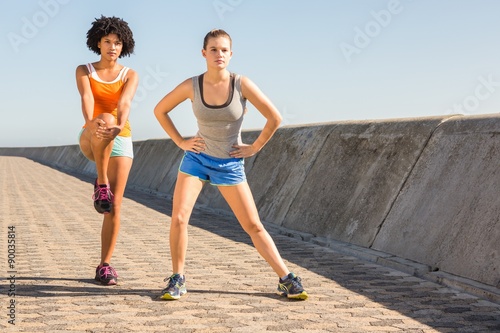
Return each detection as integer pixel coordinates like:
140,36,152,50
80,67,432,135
94,276,117,285
103,281,117,286
94,202,112,214
277,291,308,300
287,291,308,300
160,289,187,301
160,291,186,300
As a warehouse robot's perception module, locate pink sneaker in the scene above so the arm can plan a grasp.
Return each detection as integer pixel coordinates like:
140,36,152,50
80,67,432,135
92,179,114,214
95,263,118,285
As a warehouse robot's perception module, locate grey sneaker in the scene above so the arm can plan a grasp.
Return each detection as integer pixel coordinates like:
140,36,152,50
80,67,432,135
277,273,308,300
160,274,186,300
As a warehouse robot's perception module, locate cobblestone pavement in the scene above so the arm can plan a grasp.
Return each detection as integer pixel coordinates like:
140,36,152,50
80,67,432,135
1,156,500,333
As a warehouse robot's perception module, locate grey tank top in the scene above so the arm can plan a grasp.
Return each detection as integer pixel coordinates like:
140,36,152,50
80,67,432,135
192,73,246,158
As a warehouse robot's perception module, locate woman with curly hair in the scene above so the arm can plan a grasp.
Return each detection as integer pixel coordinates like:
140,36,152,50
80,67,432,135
76,15,138,285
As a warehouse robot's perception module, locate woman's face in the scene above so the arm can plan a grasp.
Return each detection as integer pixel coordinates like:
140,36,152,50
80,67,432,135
202,36,232,69
98,33,122,60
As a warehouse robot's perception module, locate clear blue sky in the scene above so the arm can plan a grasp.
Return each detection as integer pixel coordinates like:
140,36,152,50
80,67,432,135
1,0,500,147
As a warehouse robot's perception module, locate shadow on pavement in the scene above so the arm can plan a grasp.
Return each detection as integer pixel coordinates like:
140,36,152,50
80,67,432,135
0,276,284,302
25,162,500,332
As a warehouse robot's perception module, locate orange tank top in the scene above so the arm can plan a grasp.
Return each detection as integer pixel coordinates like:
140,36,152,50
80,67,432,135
84,63,132,137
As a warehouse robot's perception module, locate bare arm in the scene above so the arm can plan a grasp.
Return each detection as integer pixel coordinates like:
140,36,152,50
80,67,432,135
230,76,282,158
115,69,139,132
75,65,95,127
154,79,206,153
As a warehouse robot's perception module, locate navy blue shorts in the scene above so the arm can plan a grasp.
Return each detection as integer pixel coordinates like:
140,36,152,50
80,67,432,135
179,151,246,186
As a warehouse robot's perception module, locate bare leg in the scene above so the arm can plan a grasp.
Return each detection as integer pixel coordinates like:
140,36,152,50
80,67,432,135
100,156,133,265
79,128,94,161
169,172,204,274
78,113,116,185
218,182,289,278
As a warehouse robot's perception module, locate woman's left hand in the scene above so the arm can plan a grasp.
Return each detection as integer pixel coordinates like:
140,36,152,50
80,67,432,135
96,124,120,141
229,144,258,158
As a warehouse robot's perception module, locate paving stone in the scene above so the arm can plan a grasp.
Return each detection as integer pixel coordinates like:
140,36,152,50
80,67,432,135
1,156,500,333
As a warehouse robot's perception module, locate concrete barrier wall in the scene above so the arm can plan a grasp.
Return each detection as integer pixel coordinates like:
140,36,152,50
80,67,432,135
1,115,499,296
372,115,500,288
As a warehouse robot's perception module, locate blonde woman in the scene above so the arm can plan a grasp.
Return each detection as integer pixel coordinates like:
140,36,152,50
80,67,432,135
154,29,307,300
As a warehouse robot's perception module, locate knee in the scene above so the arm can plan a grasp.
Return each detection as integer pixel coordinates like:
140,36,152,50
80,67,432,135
91,113,116,145
171,214,190,229
97,113,116,126
243,220,265,236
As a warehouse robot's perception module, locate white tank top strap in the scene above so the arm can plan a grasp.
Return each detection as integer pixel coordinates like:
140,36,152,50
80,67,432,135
86,63,93,76
86,63,127,84
120,67,130,82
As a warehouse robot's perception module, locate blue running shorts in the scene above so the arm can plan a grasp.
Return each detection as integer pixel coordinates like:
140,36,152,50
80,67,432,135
179,151,246,186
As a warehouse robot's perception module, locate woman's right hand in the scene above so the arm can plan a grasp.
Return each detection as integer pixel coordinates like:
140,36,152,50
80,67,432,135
179,137,206,154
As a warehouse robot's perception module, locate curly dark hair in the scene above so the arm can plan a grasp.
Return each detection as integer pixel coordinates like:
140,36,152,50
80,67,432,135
86,15,135,58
